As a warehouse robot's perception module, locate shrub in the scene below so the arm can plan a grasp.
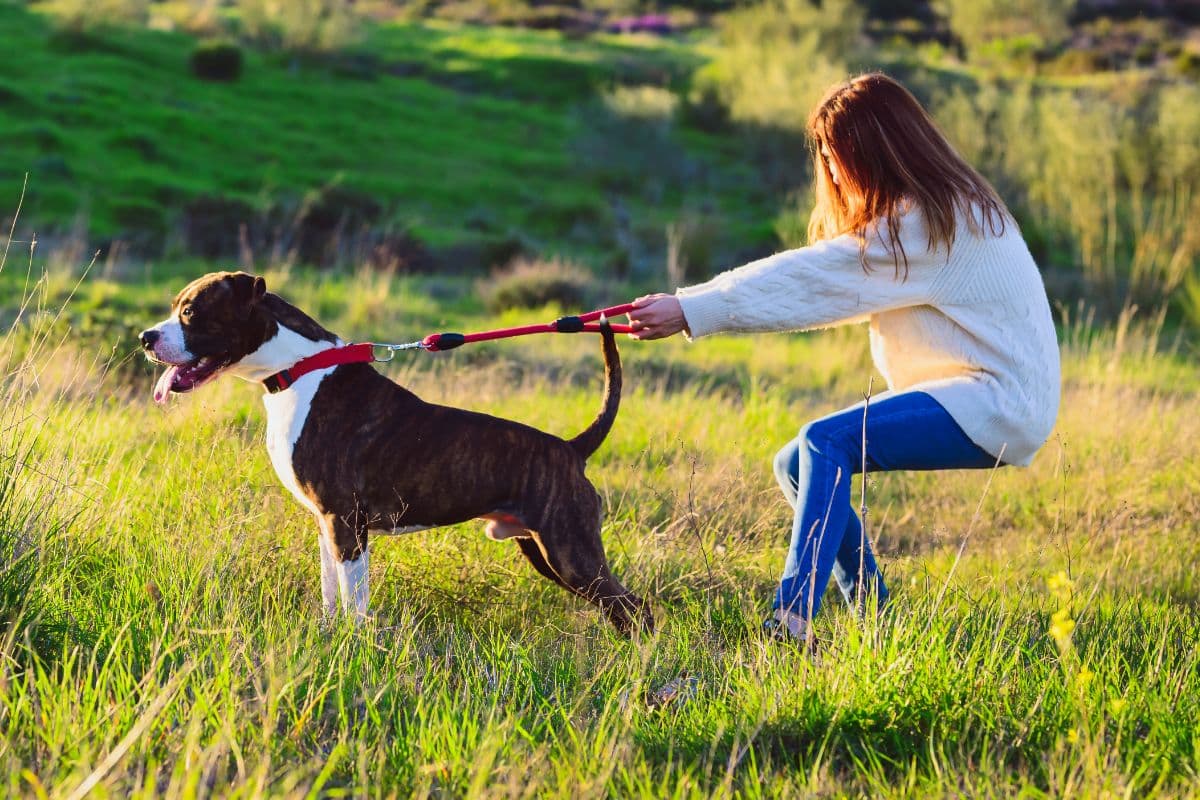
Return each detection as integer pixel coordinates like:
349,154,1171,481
603,85,679,122
1178,268,1200,332
942,0,1072,60
665,215,719,287
478,257,593,313
1044,47,1107,76
572,89,694,199
239,0,360,54
41,0,149,34
932,80,1200,311
1173,51,1200,79
691,0,863,131
975,33,1045,73
190,40,244,82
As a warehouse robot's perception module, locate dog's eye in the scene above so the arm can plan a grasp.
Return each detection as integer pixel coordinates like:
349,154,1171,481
181,305,194,319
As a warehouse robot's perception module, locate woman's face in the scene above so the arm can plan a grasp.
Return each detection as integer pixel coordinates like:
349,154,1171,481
821,143,840,186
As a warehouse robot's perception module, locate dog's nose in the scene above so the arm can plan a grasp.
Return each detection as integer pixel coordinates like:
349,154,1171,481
139,329,160,350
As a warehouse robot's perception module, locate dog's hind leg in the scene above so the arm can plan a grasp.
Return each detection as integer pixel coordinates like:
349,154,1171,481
533,498,653,636
514,536,572,591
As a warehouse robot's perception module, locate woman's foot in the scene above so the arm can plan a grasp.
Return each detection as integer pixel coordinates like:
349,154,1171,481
761,609,819,654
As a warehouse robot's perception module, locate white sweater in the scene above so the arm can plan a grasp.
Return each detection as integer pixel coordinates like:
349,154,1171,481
676,206,1061,466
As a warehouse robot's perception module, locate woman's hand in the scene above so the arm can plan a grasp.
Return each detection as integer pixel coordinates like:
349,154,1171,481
626,293,686,340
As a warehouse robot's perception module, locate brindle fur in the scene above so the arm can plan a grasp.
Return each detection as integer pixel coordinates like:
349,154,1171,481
165,271,652,636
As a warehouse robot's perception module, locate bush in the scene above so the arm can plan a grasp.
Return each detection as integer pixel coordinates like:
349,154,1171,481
41,0,149,34
932,80,1200,311
478,257,593,313
190,40,244,82
239,0,360,54
942,0,1072,59
1044,47,1107,76
572,89,694,200
1173,51,1200,79
975,33,1045,72
665,215,719,287
693,0,864,132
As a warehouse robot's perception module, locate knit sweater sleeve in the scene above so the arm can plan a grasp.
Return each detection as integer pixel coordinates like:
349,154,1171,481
675,219,939,339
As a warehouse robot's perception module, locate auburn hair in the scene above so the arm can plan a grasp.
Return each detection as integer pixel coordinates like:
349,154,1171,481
806,72,1008,278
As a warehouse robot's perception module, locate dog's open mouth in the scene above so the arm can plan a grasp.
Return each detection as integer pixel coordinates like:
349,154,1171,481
153,356,228,404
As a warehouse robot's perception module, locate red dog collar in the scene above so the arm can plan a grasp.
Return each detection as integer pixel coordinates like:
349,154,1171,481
262,343,376,393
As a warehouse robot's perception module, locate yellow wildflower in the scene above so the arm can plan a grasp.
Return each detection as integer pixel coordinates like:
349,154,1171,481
1067,728,1079,744
1076,666,1095,691
1050,606,1075,647
1048,570,1073,596
1109,697,1127,715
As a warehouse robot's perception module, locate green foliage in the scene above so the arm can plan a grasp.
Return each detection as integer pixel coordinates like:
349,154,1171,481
37,0,148,33
665,213,719,286
189,39,244,81
477,256,594,311
1173,49,1200,79
239,0,361,54
1179,267,1200,333
933,79,1200,310
693,0,864,132
941,0,1073,58
772,190,812,249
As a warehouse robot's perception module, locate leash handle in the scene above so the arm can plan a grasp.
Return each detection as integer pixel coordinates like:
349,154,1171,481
420,303,638,352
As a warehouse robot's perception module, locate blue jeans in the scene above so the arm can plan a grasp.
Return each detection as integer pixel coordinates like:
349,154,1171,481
772,391,999,620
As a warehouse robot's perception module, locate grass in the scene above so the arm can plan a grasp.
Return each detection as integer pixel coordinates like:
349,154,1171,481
0,3,772,264
2,244,1199,796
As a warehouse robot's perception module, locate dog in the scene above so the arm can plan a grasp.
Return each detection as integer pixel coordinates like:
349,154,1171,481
139,271,652,635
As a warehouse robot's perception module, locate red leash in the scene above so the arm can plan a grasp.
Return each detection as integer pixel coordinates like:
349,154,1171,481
263,303,637,393
420,302,636,352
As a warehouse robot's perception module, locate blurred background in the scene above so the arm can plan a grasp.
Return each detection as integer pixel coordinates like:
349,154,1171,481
1,0,1198,323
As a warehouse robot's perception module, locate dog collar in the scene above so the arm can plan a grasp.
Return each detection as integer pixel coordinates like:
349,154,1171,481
262,343,376,393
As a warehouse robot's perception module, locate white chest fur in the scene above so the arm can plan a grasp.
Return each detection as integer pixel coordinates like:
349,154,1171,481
262,368,334,517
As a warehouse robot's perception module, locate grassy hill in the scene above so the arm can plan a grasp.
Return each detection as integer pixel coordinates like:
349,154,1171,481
0,2,777,272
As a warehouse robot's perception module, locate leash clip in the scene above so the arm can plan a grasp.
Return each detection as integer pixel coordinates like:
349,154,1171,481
372,341,427,362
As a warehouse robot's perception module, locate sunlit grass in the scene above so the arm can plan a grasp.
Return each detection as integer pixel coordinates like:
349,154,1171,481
2,248,1198,796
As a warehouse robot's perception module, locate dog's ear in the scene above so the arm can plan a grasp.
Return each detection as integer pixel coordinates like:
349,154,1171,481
226,272,267,313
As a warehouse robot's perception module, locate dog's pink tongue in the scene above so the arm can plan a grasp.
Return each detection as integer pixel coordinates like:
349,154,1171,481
153,366,179,405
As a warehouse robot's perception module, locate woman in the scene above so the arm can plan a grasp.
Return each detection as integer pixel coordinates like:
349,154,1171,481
627,73,1060,645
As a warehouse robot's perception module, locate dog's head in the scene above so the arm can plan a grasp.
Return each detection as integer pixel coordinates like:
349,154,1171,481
139,271,335,404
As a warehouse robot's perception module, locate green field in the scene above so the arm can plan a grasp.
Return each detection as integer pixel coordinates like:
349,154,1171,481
3,250,1199,796
3,0,1200,796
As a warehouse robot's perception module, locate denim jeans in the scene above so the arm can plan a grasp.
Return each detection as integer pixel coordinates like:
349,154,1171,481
772,391,1000,620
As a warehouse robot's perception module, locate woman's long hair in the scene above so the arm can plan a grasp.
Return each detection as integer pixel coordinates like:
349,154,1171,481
807,72,1008,277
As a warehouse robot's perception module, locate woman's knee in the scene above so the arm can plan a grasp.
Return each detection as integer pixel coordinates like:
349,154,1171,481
772,438,799,494
801,416,856,469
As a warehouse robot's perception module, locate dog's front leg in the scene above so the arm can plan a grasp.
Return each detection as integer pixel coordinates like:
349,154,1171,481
324,512,370,620
317,525,339,617
337,547,369,618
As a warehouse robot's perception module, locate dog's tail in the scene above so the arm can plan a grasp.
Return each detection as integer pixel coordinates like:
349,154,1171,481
569,318,621,460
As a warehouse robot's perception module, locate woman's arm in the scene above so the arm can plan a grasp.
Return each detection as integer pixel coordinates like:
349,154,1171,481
667,227,940,339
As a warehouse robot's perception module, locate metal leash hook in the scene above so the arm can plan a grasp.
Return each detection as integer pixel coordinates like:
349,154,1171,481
371,341,427,362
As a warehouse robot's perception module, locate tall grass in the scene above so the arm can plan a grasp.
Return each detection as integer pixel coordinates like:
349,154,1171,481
2,220,1199,793
935,80,1200,311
